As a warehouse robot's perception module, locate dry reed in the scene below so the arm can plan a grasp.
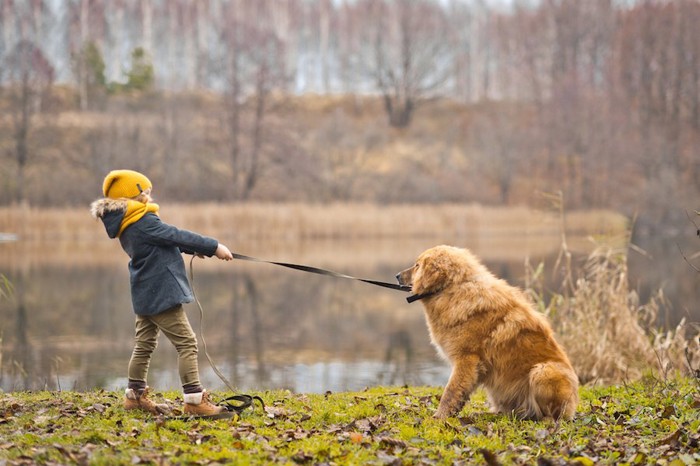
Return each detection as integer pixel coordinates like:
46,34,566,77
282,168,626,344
527,237,700,385
0,203,628,271
0,202,627,242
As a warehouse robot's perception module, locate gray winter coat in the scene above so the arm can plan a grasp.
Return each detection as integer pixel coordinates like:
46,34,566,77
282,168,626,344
90,199,218,316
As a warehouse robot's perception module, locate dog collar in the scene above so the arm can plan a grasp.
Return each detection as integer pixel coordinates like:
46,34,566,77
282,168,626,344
406,273,487,303
406,291,438,303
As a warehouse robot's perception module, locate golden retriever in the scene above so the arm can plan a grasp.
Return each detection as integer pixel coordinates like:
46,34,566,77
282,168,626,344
396,245,578,420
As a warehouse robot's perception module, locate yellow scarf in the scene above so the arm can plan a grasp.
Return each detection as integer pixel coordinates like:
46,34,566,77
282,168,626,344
118,200,160,237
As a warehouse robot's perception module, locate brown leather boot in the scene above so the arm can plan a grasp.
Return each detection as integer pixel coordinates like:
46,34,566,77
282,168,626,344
183,390,232,418
124,387,171,415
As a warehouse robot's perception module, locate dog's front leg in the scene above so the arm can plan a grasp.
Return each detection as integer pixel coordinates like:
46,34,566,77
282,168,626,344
434,355,480,419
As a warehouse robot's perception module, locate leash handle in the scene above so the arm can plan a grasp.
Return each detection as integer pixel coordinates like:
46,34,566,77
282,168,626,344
231,253,412,292
220,394,266,414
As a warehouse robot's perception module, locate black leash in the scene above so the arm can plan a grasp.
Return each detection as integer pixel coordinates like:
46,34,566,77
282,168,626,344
232,252,413,293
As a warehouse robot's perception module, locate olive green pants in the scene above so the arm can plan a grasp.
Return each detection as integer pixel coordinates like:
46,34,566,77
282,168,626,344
128,304,201,389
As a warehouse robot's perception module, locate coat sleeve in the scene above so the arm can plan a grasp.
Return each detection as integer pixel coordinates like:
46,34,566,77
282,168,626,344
137,214,219,257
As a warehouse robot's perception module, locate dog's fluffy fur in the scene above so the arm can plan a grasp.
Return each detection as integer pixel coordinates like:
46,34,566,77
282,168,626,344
397,245,578,420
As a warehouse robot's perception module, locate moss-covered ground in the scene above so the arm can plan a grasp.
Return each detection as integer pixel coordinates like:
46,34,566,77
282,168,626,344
1,376,698,465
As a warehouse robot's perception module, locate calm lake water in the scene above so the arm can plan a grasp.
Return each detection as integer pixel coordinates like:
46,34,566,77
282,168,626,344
1,233,698,393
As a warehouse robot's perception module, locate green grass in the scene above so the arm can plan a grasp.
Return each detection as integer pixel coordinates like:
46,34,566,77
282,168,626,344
1,377,698,465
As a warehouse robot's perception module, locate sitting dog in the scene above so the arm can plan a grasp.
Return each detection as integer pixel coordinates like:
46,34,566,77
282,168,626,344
397,245,578,420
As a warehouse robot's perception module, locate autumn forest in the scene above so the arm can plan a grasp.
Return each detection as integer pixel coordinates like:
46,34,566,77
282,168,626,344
1,0,699,234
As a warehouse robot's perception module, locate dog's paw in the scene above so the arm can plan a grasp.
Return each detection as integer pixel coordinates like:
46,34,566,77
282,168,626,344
433,409,451,420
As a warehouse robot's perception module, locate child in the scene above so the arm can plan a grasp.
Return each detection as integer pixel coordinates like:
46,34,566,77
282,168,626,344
90,169,234,417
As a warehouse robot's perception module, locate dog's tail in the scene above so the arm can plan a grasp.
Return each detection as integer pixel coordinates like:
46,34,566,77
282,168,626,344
527,362,579,420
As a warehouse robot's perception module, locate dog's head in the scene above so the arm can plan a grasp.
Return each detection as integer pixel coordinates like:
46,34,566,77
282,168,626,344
397,245,481,298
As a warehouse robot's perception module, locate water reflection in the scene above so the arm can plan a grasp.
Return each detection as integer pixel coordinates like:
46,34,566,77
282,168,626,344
1,235,698,393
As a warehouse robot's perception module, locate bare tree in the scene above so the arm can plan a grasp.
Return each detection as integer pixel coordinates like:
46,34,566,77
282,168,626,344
1,0,15,58
107,0,125,85
359,0,454,128
446,0,474,102
217,1,290,200
3,40,54,204
334,0,357,95
318,0,333,93
71,41,106,110
471,106,529,204
65,0,106,109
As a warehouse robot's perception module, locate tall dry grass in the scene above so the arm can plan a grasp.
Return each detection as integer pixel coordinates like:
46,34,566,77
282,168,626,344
0,202,627,242
527,235,700,385
0,202,628,272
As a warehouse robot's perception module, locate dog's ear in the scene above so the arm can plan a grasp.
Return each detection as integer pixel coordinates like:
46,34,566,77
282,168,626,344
414,258,447,295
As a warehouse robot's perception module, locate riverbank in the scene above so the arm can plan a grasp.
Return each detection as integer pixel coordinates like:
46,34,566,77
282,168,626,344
0,202,627,243
1,378,698,464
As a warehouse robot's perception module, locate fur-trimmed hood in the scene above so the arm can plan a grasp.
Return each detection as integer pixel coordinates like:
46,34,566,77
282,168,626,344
91,198,128,238
91,198,159,238
90,198,128,219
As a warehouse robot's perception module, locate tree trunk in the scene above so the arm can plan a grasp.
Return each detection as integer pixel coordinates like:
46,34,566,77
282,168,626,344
384,93,413,128
14,74,31,204
242,65,268,200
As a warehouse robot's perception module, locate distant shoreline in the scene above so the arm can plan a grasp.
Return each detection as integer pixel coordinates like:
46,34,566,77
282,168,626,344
0,202,627,243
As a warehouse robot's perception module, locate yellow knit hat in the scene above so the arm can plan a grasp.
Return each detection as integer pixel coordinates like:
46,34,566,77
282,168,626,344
102,169,152,199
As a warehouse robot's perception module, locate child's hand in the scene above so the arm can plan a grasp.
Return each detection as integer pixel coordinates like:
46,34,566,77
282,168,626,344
215,243,234,261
